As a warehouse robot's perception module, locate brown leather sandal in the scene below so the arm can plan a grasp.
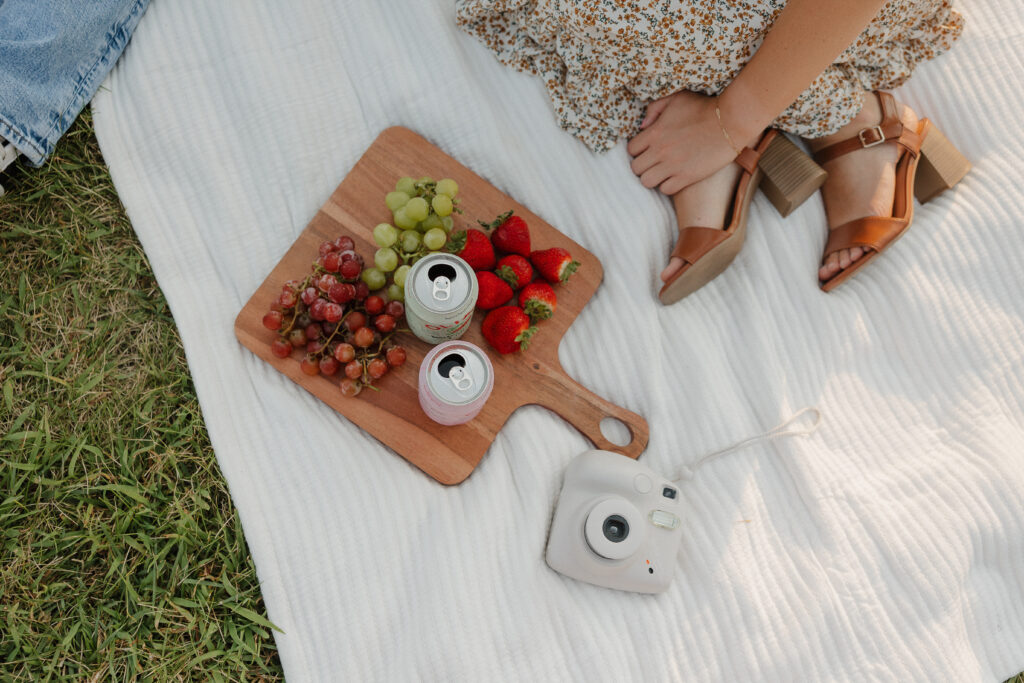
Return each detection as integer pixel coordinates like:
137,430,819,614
813,91,971,292
659,130,826,305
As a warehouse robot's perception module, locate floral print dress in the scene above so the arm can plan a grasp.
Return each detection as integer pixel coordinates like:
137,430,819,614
455,0,964,152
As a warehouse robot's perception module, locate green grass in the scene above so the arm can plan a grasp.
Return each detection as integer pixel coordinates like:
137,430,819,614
0,110,283,681
2,110,1021,683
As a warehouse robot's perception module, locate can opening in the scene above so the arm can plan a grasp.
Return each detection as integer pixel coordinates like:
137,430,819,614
427,263,457,283
436,353,466,378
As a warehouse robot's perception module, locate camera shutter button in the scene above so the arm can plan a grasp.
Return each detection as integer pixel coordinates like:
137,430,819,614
633,473,652,494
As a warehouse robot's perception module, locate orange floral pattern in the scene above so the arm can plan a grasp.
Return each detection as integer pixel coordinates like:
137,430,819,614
455,0,963,151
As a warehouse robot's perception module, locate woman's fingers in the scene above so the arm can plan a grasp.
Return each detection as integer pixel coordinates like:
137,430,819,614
627,126,653,157
639,163,672,190
632,145,696,192
629,91,738,195
658,173,691,196
630,147,660,176
639,96,672,129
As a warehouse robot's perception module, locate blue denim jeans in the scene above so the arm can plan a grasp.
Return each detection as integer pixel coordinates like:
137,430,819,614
0,0,150,166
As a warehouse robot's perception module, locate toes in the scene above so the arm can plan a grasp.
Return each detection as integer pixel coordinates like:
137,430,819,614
819,253,838,282
661,257,684,283
828,252,840,273
820,246,874,282
838,248,853,270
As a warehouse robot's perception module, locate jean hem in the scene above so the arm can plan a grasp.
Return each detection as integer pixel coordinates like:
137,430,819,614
0,114,46,166
31,0,150,166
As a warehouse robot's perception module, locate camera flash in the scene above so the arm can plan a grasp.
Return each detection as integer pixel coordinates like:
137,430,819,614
650,510,680,530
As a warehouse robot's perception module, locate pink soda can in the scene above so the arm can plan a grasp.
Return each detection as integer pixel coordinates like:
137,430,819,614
418,340,494,425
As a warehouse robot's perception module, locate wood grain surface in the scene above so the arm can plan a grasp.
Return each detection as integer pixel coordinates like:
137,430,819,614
235,127,649,484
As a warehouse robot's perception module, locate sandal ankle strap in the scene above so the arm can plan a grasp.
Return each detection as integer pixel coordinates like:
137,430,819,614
733,128,778,174
734,146,760,174
812,92,922,165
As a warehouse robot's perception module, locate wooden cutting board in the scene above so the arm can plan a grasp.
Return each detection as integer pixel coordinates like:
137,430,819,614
235,127,649,484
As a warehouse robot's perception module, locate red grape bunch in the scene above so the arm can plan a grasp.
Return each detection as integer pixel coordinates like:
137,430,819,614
262,234,408,397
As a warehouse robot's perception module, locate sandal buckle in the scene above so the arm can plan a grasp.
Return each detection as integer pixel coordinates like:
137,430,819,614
858,125,886,148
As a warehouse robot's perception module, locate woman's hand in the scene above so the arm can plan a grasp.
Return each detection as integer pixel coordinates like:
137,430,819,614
626,0,893,196
627,90,759,196
628,0,893,196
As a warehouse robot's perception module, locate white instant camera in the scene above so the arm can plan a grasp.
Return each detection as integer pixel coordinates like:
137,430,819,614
545,450,685,594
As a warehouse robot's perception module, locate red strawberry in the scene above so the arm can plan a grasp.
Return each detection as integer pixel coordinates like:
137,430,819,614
518,282,557,322
480,211,531,257
531,247,579,283
482,306,538,354
447,229,495,270
495,254,533,289
475,271,514,310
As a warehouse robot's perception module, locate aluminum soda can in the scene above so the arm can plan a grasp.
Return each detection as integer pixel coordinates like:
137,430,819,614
404,252,478,345
418,341,494,425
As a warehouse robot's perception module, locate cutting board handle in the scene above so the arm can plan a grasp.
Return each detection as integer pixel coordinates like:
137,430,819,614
529,366,649,459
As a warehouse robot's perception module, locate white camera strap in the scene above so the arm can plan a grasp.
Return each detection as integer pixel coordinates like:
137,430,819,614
671,407,822,482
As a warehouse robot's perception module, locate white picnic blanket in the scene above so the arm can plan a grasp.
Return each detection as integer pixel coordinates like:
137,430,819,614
92,1,1024,680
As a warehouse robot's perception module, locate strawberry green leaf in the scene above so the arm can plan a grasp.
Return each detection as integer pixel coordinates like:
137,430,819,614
559,260,580,282
446,231,467,254
495,265,518,287
476,210,513,232
514,325,538,351
523,299,552,322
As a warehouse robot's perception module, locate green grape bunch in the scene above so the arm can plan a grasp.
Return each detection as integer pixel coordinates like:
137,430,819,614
372,175,462,302
375,175,461,264
385,176,460,233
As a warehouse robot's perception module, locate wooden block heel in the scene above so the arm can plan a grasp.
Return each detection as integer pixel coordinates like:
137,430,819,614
914,121,971,204
758,133,827,217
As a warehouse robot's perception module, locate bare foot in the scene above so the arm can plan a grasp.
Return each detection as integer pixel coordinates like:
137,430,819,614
806,92,919,283
661,161,744,283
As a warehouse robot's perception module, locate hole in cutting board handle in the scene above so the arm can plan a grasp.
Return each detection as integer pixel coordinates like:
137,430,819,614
600,417,632,447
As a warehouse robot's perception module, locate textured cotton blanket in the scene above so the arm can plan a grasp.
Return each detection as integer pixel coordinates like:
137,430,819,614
92,1,1024,680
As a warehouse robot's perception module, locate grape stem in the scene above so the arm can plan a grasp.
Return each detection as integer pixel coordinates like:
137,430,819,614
277,274,314,337
318,309,353,353
372,331,394,356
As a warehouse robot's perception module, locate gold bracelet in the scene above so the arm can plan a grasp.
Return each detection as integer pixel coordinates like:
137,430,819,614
714,96,742,155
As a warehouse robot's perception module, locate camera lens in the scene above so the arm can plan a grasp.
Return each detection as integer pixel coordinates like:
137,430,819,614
602,515,629,543
585,498,644,560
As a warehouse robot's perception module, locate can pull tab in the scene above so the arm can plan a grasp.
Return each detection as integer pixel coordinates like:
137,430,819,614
432,276,452,301
448,366,474,392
